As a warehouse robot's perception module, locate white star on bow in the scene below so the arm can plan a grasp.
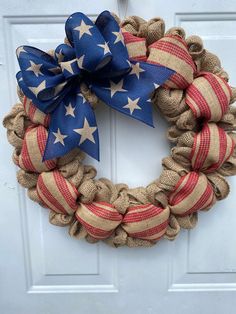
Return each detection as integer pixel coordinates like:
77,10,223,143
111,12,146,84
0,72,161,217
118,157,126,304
77,55,85,69
53,128,68,146
16,46,27,58
106,79,127,97
65,103,75,117
26,60,43,77
154,83,159,89
56,49,64,63
74,20,93,39
129,63,145,79
97,42,110,55
29,80,46,97
123,97,141,114
60,60,75,75
112,31,125,45
74,118,97,145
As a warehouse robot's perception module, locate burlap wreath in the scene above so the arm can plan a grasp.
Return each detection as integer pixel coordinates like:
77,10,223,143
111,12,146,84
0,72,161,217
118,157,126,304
3,14,236,247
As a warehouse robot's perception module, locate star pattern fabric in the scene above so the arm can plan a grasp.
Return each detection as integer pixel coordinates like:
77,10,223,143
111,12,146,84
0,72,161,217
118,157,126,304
74,118,97,145
105,79,127,97
112,31,125,45
16,10,175,161
98,42,110,55
65,103,75,117
26,60,43,77
74,20,93,39
53,128,68,146
129,63,145,79
123,97,141,114
16,46,27,58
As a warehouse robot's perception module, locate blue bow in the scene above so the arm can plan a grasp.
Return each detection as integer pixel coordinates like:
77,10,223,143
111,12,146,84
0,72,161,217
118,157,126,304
16,10,174,161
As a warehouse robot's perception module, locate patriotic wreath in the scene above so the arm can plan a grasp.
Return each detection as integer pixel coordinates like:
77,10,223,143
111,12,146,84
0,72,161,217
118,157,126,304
3,11,236,247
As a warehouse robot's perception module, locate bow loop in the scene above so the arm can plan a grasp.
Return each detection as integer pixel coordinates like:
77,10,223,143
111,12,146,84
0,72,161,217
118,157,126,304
54,44,75,63
95,11,131,78
16,45,68,113
17,45,63,87
65,12,112,72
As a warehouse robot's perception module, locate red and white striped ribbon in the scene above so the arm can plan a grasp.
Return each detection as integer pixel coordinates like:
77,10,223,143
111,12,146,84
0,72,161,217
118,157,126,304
19,125,56,173
122,204,169,241
37,170,79,214
169,172,216,216
186,72,231,121
190,123,235,173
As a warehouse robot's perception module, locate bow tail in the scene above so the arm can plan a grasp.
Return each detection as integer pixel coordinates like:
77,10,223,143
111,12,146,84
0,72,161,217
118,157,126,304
43,91,99,161
90,61,175,127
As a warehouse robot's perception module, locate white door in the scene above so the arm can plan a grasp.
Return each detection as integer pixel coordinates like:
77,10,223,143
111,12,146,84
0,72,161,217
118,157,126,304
1,1,236,313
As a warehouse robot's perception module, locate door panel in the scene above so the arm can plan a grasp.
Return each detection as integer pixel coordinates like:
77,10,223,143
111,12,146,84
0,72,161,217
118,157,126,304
0,1,236,313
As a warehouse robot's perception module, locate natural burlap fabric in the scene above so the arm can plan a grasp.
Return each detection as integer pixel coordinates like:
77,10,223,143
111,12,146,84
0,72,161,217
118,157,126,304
2,13,236,247
121,15,165,46
3,103,32,149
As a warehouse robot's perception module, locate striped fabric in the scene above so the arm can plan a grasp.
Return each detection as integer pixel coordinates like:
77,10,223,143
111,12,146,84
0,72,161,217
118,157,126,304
169,172,216,216
147,35,196,89
23,96,50,127
121,204,169,241
37,170,79,214
75,202,123,239
191,123,235,173
122,30,147,61
19,125,56,173
186,73,231,121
